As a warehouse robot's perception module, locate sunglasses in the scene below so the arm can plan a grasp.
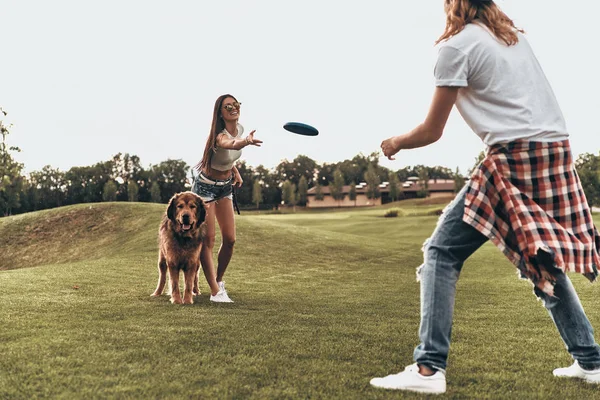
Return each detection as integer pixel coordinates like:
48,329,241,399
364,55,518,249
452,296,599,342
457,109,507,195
222,102,241,112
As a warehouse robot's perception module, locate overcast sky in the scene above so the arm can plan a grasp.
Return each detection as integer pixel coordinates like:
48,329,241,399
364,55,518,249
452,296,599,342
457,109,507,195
2,0,598,177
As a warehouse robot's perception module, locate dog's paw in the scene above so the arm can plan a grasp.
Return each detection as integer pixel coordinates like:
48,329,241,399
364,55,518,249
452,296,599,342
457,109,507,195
170,296,183,305
150,292,162,297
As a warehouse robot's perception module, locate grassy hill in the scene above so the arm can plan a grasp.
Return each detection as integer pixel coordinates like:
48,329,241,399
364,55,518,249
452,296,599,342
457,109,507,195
1,201,599,399
0,202,164,271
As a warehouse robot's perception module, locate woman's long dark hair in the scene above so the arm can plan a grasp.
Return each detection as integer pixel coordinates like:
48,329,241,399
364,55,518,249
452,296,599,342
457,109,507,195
195,94,238,172
437,0,524,46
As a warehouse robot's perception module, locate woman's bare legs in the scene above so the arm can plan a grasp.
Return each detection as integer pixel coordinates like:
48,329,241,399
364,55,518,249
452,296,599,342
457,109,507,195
214,198,236,283
199,198,236,296
200,203,220,296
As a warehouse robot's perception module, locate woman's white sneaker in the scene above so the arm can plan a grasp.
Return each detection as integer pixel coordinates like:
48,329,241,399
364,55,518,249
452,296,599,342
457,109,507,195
370,363,446,394
210,289,233,303
553,361,600,383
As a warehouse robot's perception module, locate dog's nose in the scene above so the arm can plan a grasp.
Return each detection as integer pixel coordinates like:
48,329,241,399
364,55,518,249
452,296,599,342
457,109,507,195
182,214,191,224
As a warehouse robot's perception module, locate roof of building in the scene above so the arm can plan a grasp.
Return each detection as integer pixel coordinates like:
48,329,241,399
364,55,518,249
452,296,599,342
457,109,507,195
307,179,456,195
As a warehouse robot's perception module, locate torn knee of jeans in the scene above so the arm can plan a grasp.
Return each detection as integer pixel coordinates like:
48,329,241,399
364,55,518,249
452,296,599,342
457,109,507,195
533,286,546,305
417,238,432,283
533,285,560,308
416,263,424,282
421,237,431,254
421,237,432,264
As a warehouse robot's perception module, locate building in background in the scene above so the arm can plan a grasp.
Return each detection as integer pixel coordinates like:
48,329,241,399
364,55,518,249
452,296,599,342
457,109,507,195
306,178,456,208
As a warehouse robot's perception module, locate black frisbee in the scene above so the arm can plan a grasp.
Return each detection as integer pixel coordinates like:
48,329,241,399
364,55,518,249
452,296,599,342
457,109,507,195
283,122,319,136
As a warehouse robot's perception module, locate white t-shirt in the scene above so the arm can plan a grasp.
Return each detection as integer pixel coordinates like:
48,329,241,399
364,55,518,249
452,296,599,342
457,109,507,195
434,22,568,145
211,123,244,171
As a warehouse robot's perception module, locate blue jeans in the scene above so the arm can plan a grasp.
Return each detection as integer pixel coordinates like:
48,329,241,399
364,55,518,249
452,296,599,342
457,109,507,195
191,173,233,203
413,185,600,371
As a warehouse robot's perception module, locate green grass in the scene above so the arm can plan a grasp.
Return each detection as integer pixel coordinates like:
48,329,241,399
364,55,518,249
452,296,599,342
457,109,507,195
1,201,600,399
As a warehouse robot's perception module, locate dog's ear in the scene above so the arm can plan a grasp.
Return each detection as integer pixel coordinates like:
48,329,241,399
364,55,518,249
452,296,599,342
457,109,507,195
167,193,179,221
196,196,206,225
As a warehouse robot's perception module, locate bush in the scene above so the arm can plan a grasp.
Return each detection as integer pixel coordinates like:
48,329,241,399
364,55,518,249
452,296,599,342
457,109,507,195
428,208,444,216
416,189,429,198
384,208,403,218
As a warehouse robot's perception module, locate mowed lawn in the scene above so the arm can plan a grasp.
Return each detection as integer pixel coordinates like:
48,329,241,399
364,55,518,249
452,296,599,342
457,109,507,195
1,200,600,399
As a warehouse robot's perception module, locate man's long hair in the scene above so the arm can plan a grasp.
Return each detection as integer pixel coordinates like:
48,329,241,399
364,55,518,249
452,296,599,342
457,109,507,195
437,0,524,46
196,94,238,172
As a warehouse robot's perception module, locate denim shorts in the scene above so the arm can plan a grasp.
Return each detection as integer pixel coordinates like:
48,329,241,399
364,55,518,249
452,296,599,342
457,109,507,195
191,172,233,203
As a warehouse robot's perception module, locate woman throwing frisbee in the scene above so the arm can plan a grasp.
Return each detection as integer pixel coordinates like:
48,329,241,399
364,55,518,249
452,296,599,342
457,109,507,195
372,0,600,394
192,94,262,303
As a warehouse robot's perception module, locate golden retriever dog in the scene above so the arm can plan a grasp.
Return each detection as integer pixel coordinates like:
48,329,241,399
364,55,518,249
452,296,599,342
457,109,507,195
151,191,207,304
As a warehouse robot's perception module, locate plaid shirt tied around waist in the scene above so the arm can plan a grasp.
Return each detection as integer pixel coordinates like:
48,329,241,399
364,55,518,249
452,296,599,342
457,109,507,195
463,140,600,296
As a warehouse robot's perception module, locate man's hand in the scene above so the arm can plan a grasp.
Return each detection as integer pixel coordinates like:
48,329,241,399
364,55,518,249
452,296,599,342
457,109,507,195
381,136,401,160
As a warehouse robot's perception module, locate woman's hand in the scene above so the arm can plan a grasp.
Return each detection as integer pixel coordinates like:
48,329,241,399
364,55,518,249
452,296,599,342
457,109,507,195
381,136,402,160
245,130,263,147
232,171,243,187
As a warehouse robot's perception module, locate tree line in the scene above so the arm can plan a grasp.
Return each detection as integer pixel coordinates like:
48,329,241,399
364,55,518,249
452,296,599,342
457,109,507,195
3,108,600,216
0,108,465,216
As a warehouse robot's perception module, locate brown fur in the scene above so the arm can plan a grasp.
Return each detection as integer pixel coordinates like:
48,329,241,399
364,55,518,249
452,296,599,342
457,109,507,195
151,191,207,304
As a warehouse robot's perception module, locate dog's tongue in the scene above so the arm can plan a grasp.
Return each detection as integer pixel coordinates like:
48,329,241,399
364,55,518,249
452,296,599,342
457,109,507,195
182,224,191,231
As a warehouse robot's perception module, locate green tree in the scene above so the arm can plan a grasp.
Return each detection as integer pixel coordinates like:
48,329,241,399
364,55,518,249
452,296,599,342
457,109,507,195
61,157,120,206
576,153,600,207
428,165,455,180
337,152,384,185
275,155,318,186
111,153,144,201
348,183,357,206
150,181,162,203
252,179,263,209
388,172,400,202
233,160,253,205
468,151,486,176
314,182,324,201
316,152,387,188
289,183,297,210
297,175,308,206
127,180,139,202
15,179,34,214
0,108,24,216
281,180,296,208
103,180,118,202
150,159,190,201
254,164,281,206
364,164,381,199
329,168,345,206
25,179,41,211
29,165,66,210
395,167,412,182
316,163,335,187
65,166,101,204
454,167,466,194
417,166,430,198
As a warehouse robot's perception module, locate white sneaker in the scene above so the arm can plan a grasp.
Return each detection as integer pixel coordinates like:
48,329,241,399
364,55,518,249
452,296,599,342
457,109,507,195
210,289,233,303
370,363,446,394
218,281,225,291
553,361,600,383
